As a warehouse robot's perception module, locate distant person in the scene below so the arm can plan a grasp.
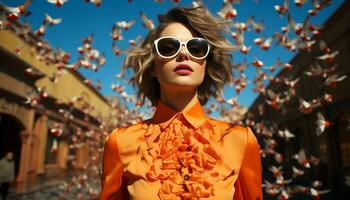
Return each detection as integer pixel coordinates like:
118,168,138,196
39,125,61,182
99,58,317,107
0,152,15,200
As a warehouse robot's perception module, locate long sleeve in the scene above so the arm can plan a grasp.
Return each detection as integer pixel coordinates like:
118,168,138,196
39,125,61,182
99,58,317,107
233,127,263,200
99,129,129,200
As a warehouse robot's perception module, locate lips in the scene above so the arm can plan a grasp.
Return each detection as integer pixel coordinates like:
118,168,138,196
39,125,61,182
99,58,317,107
174,64,193,72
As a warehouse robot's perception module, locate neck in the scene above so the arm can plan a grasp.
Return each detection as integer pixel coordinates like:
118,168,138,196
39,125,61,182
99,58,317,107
159,85,199,112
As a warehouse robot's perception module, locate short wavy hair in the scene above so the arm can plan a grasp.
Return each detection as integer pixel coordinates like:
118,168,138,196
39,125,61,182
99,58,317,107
122,6,236,106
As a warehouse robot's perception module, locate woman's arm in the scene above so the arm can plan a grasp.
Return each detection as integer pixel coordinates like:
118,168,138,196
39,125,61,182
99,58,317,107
99,129,129,200
233,127,263,200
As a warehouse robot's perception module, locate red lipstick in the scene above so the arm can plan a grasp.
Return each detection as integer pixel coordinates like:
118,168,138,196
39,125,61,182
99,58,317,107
174,64,193,75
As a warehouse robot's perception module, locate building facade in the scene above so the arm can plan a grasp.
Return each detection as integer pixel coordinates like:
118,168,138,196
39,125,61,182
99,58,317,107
0,12,116,193
245,1,350,199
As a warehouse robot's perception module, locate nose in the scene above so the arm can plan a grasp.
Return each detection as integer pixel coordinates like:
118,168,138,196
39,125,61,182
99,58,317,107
176,44,190,61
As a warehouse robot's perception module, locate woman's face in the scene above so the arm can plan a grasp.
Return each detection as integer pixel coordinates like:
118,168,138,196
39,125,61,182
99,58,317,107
152,22,206,92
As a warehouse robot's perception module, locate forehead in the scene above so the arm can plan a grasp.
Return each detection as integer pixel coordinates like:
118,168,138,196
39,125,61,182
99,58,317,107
159,22,197,41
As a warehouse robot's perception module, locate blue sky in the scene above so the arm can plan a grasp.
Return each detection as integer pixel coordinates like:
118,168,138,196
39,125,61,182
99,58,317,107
2,0,345,117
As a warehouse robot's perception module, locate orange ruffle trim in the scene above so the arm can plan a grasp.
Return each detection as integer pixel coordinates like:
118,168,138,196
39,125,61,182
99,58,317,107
144,118,223,200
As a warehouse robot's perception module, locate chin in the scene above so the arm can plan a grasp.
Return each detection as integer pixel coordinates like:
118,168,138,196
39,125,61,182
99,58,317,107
171,81,201,88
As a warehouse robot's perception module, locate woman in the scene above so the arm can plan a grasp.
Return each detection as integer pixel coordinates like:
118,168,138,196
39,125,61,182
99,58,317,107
0,152,15,200
99,6,262,200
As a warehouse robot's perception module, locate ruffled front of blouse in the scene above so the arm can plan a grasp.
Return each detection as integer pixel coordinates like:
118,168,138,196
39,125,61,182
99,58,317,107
116,113,238,200
145,117,224,199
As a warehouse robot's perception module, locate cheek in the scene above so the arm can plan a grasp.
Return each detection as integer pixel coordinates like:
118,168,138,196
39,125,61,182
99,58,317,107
154,56,172,75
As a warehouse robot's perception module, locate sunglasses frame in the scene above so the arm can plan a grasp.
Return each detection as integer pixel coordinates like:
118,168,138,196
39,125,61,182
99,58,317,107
153,36,210,59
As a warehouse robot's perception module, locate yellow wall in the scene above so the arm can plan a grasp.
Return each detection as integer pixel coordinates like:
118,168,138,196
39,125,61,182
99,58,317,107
0,30,111,118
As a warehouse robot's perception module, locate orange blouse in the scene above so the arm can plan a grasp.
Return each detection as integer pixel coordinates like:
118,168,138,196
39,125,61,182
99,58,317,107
99,98,263,200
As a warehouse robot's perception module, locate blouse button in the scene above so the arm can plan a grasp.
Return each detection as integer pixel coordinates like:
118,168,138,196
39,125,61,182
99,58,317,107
183,174,190,181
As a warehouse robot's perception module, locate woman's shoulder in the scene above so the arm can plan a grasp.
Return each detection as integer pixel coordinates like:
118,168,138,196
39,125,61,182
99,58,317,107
206,117,257,144
106,120,149,141
105,120,152,164
207,117,247,132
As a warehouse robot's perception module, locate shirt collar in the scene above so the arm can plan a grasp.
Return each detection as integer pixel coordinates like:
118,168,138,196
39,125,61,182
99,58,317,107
151,97,208,129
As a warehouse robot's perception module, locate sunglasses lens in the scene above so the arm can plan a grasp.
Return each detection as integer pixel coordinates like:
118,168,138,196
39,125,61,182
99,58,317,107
187,38,209,58
157,38,180,57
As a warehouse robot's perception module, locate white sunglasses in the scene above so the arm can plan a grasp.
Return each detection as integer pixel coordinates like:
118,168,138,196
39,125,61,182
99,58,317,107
153,36,210,59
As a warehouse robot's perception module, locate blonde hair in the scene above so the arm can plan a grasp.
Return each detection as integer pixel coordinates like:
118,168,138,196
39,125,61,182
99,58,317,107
123,6,236,106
